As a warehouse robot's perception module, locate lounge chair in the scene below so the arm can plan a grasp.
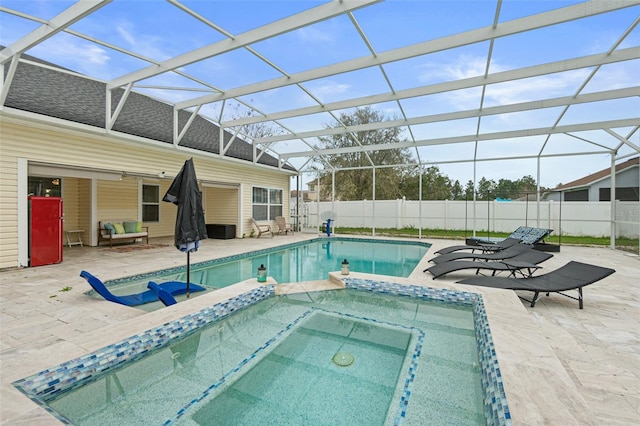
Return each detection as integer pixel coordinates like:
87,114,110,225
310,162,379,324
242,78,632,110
80,270,205,306
147,281,177,306
456,261,615,309
434,237,523,255
428,243,533,266
250,218,274,238
464,226,553,247
425,249,553,279
275,216,294,235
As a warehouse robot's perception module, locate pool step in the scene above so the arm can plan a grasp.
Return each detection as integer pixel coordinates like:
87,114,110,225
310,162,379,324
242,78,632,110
274,279,343,295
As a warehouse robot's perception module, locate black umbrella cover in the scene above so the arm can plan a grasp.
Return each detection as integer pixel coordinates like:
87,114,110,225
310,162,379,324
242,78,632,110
163,158,208,251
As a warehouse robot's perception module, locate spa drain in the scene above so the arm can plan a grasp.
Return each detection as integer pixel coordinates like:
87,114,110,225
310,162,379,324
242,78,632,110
332,352,355,367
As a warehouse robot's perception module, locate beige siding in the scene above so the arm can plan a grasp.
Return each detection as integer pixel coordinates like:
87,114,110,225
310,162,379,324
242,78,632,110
0,117,292,269
204,187,238,228
62,177,81,231
97,179,139,219
78,179,92,234
61,177,92,246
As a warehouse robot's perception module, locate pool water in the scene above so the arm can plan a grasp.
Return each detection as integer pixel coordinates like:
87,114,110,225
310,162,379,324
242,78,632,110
192,311,415,425
99,238,430,300
45,288,488,425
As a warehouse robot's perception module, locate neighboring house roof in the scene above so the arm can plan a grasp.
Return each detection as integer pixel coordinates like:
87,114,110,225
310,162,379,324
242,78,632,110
553,157,639,191
2,50,296,172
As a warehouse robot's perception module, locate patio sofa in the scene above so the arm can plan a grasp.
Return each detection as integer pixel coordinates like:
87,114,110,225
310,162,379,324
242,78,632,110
98,221,149,248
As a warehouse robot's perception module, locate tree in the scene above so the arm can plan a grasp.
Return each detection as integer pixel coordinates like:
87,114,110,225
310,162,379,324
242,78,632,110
227,100,282,145
316,107,413,200
476,177,496,200
401,166,454,200
450,180,464,200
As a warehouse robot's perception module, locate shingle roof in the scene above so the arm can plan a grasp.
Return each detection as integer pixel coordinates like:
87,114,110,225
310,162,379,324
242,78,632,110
554,157,639,190
3,51,295,172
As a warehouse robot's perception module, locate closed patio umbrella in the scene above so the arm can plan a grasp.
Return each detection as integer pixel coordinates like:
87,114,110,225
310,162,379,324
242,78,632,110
163,158,208,297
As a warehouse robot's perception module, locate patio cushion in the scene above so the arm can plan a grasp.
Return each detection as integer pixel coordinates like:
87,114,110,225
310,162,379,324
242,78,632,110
103,223,115,235
113,223,126,234
123,221,138,233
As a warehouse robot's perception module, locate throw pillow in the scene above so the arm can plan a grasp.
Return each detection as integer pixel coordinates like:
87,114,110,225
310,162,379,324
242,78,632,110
113,223,126,234
123,221,138,233
136,221,143,233
103,223,115,235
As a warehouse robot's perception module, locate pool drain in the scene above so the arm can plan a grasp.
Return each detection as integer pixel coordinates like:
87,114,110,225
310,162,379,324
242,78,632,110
332,352,355,367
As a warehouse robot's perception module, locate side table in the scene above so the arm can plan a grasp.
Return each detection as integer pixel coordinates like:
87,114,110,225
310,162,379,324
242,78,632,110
66,230,84,247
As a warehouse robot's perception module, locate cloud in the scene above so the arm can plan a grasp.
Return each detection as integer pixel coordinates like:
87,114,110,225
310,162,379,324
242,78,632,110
113,20,170,62
30,33,111,76
306,80,352,99
295,26,334,43
416,54,594,110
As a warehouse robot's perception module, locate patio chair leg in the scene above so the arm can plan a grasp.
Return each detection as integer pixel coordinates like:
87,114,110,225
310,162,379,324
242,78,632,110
578,287,583,309
530,290,540,307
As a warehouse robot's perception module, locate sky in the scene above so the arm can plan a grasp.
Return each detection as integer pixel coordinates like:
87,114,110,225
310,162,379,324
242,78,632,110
1,0,638,189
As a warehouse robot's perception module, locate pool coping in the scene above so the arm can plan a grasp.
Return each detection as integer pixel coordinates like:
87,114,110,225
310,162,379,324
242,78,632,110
13,279,510,425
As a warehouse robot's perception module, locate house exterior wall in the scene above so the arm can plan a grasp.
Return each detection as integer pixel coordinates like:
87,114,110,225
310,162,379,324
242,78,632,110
61,177,91,234
545,166,639,201
204,186,239,231
0,116,292,269
588,167,639,201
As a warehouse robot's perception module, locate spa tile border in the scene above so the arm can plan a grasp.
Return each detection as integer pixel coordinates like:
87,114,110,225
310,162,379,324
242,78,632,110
14,278,509,425
344,278,512,425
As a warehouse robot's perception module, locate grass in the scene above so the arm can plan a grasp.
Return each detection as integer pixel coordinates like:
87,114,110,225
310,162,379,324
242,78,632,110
331,227,639,253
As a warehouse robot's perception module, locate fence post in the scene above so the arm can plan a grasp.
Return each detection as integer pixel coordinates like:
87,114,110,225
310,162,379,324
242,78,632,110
444,199,449,231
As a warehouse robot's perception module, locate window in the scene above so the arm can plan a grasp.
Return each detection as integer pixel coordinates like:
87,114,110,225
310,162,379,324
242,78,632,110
252,186,283,220
28,176,62,197
564,189,588,201
599,187,640,201
142,184,160,222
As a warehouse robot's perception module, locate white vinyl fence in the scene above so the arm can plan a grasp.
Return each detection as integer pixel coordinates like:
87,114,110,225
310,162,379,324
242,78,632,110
294,199,639,239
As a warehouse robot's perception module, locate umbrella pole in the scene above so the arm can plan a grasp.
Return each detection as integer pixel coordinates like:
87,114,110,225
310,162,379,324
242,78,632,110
187,251,191,298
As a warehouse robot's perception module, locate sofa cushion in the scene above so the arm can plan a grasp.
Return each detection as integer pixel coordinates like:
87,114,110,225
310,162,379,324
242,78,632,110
103,223,115,235
136,221,143,232
113,223,126,234
123,221,138,233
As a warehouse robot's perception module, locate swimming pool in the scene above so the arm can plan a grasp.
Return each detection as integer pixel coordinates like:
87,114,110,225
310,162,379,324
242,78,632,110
14,279,511,425
96,237,430,301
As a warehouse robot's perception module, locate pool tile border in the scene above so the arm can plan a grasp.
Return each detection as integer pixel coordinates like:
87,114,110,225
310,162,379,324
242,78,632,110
104,237,432,287
12,285,276,424
14,278,510,425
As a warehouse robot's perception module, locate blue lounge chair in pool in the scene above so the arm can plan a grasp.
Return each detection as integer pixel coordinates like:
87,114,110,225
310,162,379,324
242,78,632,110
80,270,205,306
456,261,615,309
147,281,178,306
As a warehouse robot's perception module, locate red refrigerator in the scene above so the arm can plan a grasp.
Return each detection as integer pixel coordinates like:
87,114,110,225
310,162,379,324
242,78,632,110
29,196,63,267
